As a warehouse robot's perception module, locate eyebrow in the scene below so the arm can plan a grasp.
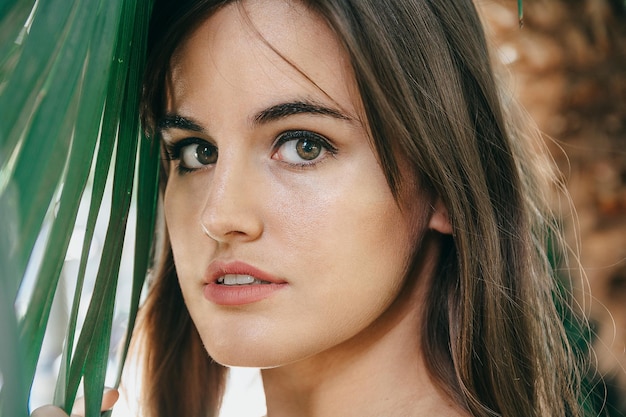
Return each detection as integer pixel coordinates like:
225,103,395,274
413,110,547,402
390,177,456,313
252,100,351,124
158,114,205,133
157,100,351,134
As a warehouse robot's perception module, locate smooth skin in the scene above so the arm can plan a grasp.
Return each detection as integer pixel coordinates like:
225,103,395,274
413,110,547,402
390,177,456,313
163,1,460,417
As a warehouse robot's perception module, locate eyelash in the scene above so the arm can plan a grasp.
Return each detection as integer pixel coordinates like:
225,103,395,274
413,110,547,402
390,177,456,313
163,130,337,175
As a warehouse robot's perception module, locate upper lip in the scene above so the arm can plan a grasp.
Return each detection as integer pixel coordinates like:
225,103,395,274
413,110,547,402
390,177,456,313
205,260,285,284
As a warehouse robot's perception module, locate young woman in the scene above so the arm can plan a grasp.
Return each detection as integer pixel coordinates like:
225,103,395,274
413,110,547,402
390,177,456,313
35,0,588,416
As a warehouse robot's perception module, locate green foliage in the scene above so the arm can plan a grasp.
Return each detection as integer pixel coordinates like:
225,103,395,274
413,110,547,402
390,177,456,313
0,0,157,416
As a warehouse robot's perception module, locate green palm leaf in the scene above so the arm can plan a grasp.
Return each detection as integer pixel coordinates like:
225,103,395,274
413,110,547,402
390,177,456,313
0,0,156,416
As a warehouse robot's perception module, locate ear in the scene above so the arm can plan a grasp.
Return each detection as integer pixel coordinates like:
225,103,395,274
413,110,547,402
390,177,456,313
428,198,453,235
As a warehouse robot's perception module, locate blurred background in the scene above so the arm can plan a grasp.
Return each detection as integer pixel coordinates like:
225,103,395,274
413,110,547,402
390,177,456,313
479,0,626,414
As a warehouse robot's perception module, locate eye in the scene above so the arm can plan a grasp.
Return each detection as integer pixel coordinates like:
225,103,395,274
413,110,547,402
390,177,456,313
166,138,217,173
181,142,217,168
273,130,336,166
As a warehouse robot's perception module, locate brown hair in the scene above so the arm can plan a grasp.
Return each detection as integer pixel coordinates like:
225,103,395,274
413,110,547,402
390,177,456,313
137,1,586,416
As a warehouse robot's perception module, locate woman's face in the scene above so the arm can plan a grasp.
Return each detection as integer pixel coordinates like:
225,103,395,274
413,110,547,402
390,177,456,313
162,0,442,367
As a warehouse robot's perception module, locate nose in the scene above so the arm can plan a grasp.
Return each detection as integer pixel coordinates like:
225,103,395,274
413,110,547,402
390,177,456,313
200,157,264,243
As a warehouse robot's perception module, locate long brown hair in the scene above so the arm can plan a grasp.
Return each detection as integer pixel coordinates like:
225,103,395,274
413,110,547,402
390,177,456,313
137,1,586,416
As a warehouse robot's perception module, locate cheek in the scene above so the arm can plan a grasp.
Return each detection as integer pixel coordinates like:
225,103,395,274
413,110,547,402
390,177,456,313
278,171,420,275
270,203,420,365
274,174,423,317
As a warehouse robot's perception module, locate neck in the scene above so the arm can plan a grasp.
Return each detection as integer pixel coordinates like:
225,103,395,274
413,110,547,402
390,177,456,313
260,235,464,417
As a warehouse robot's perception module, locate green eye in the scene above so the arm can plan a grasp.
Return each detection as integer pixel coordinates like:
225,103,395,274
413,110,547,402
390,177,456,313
295,138,323,161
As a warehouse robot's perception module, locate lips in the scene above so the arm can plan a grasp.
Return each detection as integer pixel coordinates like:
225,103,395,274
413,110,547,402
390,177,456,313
203,260,287,305
206,260,284,284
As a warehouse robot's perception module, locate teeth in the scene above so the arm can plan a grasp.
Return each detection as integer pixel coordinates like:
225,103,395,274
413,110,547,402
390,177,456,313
217,274,266,285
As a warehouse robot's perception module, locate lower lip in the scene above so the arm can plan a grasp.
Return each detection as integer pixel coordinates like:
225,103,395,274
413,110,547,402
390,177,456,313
203,282,286,306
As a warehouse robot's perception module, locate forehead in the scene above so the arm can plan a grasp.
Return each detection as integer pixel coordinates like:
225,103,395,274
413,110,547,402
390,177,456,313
166,0,361,120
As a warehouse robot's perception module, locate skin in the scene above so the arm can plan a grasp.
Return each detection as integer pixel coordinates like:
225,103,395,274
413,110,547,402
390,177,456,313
167,0,458,416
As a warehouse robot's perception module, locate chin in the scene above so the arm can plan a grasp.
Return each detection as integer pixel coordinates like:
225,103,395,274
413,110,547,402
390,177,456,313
202,332,315,369
207,347,290,369
195,316,308,368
